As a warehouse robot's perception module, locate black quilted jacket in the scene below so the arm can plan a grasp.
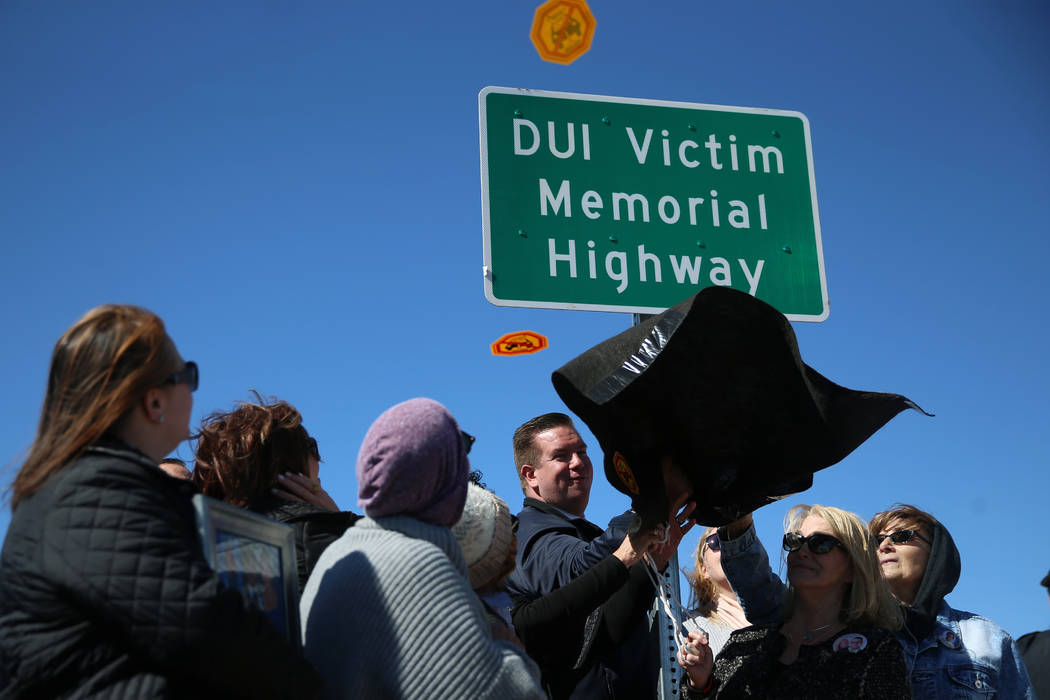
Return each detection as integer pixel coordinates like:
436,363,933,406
252,496,359,597
0,440,320,699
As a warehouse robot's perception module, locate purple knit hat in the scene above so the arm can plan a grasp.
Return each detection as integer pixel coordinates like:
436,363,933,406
356,398,469,526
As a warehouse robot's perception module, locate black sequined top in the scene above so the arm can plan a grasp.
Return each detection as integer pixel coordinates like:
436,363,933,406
686,622,911,699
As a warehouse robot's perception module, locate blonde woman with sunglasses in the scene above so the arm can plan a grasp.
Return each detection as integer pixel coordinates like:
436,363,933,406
677,505,909,698
682,527,750,657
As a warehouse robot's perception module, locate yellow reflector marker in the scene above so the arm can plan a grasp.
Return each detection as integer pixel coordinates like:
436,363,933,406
530,0,595,65
491,331,549,356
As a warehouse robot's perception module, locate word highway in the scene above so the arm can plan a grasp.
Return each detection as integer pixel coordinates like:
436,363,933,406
547,239,764,295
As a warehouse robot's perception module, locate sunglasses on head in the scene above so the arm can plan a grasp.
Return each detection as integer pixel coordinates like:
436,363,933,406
165,361,198,392
875,529,929,546
704,533,721,553
782,531,845,555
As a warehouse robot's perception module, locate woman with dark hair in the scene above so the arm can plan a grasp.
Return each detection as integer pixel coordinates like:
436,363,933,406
193,395,358,594
682,527,750,657
0,305,318,699
677,504,909,698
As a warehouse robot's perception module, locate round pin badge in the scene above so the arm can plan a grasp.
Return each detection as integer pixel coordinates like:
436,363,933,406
832,633,868,653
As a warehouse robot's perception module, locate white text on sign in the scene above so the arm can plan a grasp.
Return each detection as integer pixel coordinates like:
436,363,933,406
514,118,785,296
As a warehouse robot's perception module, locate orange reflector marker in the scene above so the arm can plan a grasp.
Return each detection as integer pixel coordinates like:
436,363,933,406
530,0,595,65
491,331,549,356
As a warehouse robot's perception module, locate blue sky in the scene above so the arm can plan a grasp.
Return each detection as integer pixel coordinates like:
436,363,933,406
2,1,1048,638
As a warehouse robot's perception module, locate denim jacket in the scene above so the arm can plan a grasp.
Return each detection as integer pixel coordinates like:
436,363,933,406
719,522,1034,699
903,601,1034,698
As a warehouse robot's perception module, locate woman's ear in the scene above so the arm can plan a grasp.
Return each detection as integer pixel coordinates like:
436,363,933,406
141,387,169,424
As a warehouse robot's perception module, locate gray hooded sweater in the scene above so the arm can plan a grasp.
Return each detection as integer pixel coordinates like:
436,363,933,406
300,515,544,700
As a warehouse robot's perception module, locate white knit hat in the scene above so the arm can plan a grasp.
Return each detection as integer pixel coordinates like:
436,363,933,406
452,483,515,590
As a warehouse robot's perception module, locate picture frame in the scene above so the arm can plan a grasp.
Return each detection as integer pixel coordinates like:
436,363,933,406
193,494,301,651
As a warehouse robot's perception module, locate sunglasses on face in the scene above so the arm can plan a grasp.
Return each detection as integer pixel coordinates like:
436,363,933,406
875,529,929,546
782,531,845,555
165,361,198,392
704,533,721,553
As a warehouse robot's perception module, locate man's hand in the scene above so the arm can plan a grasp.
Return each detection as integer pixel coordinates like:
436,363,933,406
650,493,696,569
612,528,661,568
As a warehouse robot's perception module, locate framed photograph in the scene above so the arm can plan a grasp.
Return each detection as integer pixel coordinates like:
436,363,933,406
193,494,301,650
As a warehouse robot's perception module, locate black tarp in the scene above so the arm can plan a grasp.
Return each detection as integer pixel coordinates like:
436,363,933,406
552,286,930,529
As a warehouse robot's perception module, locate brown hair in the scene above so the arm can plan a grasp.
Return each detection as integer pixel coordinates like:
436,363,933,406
511,412,575,491
684,526,720,613
10,305,178,509
192,393,319,508
868,503,937,538
783,504,903,630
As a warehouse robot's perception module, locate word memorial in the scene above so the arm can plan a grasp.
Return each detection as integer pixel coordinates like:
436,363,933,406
479,87,829,321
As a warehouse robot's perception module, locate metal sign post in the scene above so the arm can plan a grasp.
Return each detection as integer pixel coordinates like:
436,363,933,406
654,553,685,699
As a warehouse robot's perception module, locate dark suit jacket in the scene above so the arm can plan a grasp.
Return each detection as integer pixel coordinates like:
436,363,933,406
505,498,659,699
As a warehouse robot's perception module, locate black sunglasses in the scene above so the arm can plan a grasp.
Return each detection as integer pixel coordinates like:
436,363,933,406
704,533,721,553
875,529,929,546
165,361,199,392
782,531,845,555
461,430,475,455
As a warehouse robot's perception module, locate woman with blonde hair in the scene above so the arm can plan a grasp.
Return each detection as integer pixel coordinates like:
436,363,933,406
677,504,909,698
682,527,750,656
0,305,317,698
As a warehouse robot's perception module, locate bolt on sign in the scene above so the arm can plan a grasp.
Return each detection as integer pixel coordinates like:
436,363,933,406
530,0,595,65
478,87,829,321
491,330,549,356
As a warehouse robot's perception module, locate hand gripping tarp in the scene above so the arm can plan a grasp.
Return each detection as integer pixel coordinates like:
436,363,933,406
551,286,930,529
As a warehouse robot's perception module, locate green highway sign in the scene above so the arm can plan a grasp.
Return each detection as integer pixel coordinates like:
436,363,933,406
479,86,829,321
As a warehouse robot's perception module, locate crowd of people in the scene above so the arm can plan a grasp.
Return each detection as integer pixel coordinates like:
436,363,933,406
0,304,1044,699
